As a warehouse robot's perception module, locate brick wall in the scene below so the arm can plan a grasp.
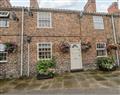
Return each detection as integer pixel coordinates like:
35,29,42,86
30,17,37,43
0,8,120,77
84,0,96,12
30,0,39,8
108,2,119,13
0,0,11,8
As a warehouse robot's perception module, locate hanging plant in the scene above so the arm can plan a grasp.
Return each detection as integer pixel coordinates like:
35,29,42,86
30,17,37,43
59,42,70,53
107,44,117,51
4,42,17,53
81,41,91,52
118,43,120,48
107,44,118,55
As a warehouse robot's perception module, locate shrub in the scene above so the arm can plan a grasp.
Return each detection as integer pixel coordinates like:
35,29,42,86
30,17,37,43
95,57,117,71
36,58,56,77
4,42,17,53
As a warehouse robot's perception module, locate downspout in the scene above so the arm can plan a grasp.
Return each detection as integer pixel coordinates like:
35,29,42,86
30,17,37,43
111,15,119,66
79,12,83,69
20,7,24,76
27,43,30,76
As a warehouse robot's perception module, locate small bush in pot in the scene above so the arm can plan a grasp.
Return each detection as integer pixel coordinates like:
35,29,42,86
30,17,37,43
95,57,117,71
59,42,70,53
81,42,91,52
4,42,17,53
36,58,56,80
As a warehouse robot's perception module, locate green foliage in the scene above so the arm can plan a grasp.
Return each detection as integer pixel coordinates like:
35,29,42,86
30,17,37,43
36,58,56,76
95,57,116,71
4,42,17,53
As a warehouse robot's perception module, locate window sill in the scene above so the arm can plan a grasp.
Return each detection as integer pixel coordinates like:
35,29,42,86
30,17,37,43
37,58,52,61
97,55,107,58
0,61,7,63
37,27,53,29
94,29,104,31
0,27,9,28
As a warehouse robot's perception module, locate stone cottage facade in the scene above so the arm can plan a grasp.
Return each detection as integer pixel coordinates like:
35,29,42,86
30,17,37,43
0,0,120,78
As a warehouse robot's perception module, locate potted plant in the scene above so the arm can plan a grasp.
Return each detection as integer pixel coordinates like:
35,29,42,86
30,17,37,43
36,58,56,80
107,44,118,54
81,41,91,52
107,44,117,50
95,57,117,71
4,42,17,53
59,42,70,53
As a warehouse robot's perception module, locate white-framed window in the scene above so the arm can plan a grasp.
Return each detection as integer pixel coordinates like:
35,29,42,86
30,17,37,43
0,52,7,62
0,44,7,62
93,16,104,29
37,12,52,28
37,42,52,60
96,43,107,57
0,11,9,17
0,19,9,27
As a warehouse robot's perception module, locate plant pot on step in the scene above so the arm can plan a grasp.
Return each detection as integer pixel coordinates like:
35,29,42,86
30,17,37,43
37,73,53,80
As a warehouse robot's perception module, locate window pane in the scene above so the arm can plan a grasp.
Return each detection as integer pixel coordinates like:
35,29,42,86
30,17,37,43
38,12,51,28
0,44,6,51
38,43,52,60
97,43,105,48
93,16,104,29
0,11,9,17
96,43,107,57
97,50,106,56
0,52,7,62
0,19,8,27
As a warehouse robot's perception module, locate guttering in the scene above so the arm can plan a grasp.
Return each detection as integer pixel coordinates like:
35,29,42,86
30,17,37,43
20,7,24,76
111,15,119,66
27,43,30,77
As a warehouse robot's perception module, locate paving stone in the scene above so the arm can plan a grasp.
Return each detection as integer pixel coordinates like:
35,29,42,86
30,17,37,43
0,70,120,94
50,82,63,89
92,74,107,81
40,84,50,89
99,81,118,87
64,79,79,89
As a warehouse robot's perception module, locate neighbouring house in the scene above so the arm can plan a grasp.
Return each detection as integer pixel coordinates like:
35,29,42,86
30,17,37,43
0,0,120,78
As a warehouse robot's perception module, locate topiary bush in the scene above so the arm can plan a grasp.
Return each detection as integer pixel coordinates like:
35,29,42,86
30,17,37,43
36,58,56,79
95,57,117,71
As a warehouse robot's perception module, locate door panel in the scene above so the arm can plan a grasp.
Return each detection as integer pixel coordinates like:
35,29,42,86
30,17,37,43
70,44,82,70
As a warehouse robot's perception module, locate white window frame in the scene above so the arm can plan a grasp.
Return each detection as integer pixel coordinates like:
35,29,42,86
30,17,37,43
0,11,9,17
93,16,104,30
0,43,7,63
96,42,107,57
0,19,9,28
37,12,52,28
0,52,7,63
37,42,52,60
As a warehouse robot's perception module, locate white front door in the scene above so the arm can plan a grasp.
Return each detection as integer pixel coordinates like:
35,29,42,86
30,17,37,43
70,44,82,70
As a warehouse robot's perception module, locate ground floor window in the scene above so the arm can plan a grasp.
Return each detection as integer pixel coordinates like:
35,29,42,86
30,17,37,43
0,19,9,27
96,43,107,57
37,43,52,60
0,52,7,62
0,44,7,62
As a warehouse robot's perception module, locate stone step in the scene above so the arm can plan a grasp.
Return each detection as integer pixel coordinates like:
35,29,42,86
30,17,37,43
0,75,4,79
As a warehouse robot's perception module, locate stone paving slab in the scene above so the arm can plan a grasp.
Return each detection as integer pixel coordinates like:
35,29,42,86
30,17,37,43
2,88,120,95
0,70,120,94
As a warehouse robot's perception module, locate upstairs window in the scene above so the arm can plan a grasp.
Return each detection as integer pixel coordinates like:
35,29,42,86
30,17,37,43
93,16,104,29
0,11,9,18
0,19,9,27
37,12,52,28
0,44,7,62
96,43,107,57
